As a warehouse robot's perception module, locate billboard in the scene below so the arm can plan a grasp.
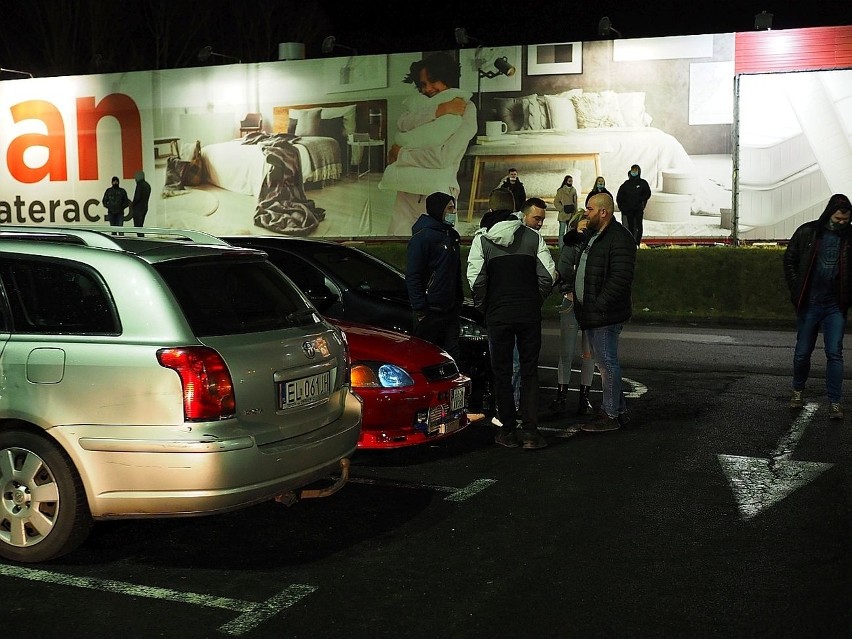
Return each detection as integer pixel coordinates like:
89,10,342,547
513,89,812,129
0,26,848,242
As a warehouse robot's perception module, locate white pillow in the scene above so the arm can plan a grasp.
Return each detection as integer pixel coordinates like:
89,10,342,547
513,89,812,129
570,91,625,128
544,94,578,130
617,92,648,127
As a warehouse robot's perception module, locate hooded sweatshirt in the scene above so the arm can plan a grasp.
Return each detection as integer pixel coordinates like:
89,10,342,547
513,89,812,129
616,166,651,213
466,218,556,322
405,193,463,313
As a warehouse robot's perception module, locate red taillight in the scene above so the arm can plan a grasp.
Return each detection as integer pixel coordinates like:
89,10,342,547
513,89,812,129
157,346,236,421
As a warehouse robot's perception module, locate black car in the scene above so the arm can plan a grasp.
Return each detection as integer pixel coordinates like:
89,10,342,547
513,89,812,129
222,235,493,411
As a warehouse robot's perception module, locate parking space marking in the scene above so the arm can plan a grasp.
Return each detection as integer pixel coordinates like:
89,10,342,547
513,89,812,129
0,563,315,636
349,476,496,501
538,366,647,399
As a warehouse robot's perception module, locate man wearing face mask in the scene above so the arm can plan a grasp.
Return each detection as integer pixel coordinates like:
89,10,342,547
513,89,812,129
102,176,131,226
783,193,852,420
616,164,651,246
406,192,464,362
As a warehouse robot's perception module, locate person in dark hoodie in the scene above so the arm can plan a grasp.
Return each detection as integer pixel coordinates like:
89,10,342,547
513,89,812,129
783,193,852,420
498,168,526,211
406,192,464,361
616,164,652,246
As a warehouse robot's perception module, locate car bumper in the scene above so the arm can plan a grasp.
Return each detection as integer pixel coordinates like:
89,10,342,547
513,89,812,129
354,376,471,449
49,391,363,519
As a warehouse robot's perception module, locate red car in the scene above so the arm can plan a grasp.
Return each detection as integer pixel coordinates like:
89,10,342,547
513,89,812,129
332,319,471,449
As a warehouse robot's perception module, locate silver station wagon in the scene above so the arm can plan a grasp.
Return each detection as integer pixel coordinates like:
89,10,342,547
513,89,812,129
0,226,361,563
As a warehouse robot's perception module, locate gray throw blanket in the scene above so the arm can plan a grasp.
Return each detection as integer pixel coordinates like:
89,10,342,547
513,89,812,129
242,132,326,236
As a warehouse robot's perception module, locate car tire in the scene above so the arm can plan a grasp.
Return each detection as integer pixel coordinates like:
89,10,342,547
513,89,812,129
0,430,92,563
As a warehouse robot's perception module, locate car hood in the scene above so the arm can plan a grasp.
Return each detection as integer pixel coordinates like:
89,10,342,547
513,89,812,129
331,319,452,369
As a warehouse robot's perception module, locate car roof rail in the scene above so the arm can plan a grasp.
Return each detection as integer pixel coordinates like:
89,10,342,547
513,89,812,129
0,225,230,249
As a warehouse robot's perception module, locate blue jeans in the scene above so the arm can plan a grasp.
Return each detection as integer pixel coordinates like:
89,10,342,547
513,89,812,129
586,323,626,418
557,221,568,249
793,303,845,402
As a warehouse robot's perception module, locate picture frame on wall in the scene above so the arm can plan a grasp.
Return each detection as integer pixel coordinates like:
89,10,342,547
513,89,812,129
526,42,582,75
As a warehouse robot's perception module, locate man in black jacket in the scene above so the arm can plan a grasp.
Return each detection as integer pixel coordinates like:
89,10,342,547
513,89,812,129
573,192,636,432
616,164,651,246
783,193,852,419
498,168,526,212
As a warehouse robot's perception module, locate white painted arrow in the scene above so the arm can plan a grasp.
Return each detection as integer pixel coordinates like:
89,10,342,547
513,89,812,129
718,402,834,520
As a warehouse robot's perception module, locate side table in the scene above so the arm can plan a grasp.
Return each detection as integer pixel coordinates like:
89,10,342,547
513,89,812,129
347,139,386,178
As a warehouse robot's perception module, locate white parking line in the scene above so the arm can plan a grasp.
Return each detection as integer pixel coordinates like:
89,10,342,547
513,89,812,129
348,476,496,501
0,563,313,636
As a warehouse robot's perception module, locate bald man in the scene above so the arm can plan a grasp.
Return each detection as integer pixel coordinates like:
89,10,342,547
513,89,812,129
572,192,637,432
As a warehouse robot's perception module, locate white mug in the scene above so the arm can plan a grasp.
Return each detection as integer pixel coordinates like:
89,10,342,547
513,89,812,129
485,120,508,137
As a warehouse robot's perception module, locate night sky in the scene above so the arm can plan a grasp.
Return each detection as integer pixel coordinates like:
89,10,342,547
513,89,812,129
0,0,848,78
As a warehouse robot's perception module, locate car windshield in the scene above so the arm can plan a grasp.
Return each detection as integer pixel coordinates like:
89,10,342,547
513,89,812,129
157,258,317,336
310,245,408,299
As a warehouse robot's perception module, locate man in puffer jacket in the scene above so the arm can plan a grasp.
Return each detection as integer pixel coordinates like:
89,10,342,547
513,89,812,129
783,193,852,419
406,192,464,361
616,164,651,246
468,197,556,450
573,192,636,432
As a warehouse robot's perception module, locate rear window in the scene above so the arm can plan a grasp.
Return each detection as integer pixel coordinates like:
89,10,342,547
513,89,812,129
309,246,408,299
157,258,318,336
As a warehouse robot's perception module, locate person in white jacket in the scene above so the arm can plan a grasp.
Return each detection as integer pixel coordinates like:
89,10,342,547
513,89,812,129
467,196,556,450
380,52,478,236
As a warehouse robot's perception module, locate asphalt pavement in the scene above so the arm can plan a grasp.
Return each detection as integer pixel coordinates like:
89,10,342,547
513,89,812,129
2,323,850,638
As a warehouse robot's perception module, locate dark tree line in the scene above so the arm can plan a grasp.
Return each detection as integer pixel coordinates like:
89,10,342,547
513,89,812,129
1,0,333,78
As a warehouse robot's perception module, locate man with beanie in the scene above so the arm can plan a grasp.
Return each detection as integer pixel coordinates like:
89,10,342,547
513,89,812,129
616,164,651,246
784,193,852,419
131,170,151,227
468,196,556,450
102,176,130,226
406,192,464,362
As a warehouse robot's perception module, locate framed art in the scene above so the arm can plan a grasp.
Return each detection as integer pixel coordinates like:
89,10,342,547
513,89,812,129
527,42,582,75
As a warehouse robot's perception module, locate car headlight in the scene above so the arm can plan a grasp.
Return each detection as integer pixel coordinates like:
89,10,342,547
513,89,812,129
350,362,414,388
459,318,486,339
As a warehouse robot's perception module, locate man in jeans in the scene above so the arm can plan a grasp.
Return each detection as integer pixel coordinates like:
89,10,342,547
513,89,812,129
783,193,852,419
468,197,556,449
573,192,636,432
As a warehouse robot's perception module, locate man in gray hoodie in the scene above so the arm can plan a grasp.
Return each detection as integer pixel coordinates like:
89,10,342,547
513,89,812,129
467,196,556,449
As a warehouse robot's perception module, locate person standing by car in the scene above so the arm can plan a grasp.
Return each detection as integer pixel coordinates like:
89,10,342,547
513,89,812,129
574,192,636,432
406,192,463,362
468,197,556,450
783,193,852,420
102,176,130,226
554,174,578,249
616,164,651,246
131,170,152,227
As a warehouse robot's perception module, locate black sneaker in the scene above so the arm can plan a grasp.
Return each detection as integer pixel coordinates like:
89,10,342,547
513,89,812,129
520,430,548,450
494,428,520,448
618,411,632,428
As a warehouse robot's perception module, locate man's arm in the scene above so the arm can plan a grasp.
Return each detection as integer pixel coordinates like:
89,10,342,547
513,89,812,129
467,235,488,312
535,233,557,300
406,236,429,313
596,233,636,311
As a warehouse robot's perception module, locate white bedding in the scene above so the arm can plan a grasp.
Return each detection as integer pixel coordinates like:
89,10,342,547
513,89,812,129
500,127,694,193
739,127,816,186
200,139,327,196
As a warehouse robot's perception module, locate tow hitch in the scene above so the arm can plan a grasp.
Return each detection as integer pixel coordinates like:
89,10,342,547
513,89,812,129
274,457,351,505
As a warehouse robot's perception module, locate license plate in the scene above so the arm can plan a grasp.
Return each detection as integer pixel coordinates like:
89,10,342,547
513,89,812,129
451,386,465,411
280,371,331,409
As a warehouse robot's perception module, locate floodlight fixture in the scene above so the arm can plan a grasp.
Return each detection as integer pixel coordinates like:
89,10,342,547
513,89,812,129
597,16,622,38
754,10,773,30
321,36,358,56
197,46,241,64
